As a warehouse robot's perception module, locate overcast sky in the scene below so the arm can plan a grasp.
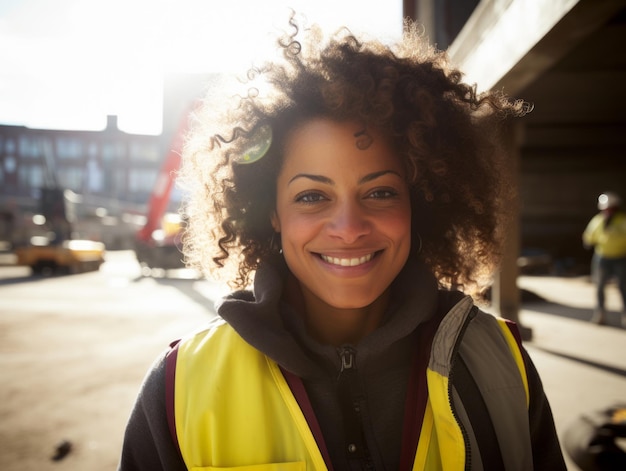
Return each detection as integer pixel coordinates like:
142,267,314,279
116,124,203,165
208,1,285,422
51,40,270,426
0,0,403,135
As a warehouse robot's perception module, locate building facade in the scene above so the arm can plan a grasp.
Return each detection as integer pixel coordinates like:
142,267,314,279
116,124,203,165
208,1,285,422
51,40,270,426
0,116,163,249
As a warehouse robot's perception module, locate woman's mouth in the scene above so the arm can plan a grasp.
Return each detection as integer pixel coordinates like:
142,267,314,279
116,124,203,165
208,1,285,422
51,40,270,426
319,252,376,267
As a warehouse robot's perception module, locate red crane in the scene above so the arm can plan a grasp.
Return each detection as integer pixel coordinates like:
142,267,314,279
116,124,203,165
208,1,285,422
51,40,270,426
134,104,194,273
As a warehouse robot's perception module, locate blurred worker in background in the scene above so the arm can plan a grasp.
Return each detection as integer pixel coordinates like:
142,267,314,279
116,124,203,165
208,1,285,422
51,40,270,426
583,192,626,326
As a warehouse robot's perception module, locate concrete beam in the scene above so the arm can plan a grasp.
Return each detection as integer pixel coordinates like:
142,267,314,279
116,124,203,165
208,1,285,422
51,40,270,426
447,0,624,94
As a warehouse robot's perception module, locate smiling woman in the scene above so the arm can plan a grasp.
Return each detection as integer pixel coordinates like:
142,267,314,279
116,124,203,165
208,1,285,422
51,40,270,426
118,14,566,471
271,119,411,342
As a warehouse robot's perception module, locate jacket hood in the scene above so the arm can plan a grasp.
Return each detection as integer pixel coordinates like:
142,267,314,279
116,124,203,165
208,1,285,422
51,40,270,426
215,257,439,379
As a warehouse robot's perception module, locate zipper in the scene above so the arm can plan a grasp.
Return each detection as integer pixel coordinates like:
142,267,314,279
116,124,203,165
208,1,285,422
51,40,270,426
447,305,478,471
336,346,375,470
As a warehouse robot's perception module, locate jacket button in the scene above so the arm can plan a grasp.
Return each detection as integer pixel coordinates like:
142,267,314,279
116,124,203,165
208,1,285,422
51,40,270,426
348,444,357,453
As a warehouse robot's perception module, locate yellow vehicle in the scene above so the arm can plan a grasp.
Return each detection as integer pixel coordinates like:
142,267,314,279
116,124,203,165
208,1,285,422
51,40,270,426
16,236,105,275
9,136,109,275
14,187,107,275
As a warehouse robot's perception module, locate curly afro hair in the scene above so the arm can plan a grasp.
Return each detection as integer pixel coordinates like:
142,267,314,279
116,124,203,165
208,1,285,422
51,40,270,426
178,15,529,295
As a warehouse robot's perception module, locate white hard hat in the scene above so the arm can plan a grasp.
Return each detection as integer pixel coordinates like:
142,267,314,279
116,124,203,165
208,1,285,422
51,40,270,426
598,192,621,210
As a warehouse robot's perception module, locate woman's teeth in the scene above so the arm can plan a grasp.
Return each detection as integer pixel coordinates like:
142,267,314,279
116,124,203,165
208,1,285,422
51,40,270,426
320,253,373,267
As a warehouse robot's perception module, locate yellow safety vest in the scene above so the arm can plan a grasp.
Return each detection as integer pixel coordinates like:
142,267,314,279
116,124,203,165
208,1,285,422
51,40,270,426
583,211,626,258
171,305,529,470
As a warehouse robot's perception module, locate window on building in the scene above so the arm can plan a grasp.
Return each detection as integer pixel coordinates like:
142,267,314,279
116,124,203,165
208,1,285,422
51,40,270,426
129,141,161,162
4,155,16,174
18,164,44,189
87,142,99,159
85,159,104,193
1,155,17,190
129,168,158,194
102,142,126,163
18,135,41,158
5,138,16,155
56,137,83,160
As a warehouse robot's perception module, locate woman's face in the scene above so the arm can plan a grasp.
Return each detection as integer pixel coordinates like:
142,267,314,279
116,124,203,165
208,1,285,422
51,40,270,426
271,118,411,310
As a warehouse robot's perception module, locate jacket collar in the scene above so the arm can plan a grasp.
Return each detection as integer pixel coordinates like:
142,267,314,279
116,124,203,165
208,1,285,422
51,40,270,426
216,257,440,378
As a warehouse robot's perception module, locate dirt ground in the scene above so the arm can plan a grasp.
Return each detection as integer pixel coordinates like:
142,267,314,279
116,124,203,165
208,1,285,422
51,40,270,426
0,252,218,471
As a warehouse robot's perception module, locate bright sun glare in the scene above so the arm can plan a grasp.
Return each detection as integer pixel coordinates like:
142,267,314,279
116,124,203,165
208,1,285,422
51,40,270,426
0,0,403,135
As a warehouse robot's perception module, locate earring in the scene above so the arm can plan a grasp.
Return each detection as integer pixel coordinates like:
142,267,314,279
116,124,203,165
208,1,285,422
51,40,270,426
270,232,282,254
415,232,423,255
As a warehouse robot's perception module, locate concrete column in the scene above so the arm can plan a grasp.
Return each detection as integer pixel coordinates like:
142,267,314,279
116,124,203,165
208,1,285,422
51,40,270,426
492,121,532,340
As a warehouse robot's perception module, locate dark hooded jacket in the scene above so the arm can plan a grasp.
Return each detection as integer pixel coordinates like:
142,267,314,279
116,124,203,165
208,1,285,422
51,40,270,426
118,259,566,470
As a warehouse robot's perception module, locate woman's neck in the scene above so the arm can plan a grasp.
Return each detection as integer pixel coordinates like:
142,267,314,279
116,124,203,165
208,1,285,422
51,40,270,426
284,274,390,346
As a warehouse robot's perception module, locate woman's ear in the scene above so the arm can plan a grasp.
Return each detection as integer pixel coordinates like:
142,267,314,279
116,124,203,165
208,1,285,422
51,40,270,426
270,211,281,232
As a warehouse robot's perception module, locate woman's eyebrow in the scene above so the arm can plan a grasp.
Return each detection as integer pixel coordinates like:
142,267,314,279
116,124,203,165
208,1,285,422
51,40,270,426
288,174,333,185
358,170,402,184
288,170,402,186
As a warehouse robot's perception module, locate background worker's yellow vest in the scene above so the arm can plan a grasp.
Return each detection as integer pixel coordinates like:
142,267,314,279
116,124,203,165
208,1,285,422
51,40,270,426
172,314,529,470
583,211,626,258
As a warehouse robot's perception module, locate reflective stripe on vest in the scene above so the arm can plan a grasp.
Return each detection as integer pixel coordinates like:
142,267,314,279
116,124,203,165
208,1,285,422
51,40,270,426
420,297,532,471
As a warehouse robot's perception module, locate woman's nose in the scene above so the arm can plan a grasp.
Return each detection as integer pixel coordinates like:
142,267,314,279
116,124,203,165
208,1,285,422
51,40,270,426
326,200,371,243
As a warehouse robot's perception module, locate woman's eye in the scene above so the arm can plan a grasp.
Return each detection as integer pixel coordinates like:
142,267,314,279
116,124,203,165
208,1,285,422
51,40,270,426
368,188,398,199
295,192,326,204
